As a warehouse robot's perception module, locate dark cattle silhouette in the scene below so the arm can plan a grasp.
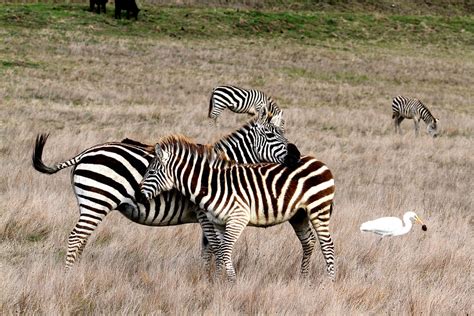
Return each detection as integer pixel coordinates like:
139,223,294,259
115,0,140,20
89,0,108,14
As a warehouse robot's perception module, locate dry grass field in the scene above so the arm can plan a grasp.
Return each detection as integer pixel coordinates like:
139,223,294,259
1,3,473,314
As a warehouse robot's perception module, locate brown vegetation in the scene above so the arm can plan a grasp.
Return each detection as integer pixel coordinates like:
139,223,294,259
0,16,473,314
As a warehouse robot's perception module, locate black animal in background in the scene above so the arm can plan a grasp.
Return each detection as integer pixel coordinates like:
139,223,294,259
89,0,108,14
115,0,140,20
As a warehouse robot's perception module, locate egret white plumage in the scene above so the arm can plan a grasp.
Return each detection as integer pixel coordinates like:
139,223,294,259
360,211,427,237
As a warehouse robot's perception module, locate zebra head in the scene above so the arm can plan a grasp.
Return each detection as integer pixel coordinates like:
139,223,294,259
427,118,439,138
252,106,297,165
140,145,174,201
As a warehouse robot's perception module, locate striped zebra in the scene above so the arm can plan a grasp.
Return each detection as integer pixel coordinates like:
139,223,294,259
140,136,335,282
208,85,285,129
391,95,439,137
32,108,300,269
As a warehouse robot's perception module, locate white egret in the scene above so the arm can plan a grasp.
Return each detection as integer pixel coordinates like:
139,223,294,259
360,211,427,237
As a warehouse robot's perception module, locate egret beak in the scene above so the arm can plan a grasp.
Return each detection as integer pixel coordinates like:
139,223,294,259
415,215,424,225
415,215,428,231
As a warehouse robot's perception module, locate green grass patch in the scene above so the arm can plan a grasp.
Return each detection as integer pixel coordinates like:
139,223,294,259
26,229,49,242
281,67,370,84
0,59,41,69
0,4,473,47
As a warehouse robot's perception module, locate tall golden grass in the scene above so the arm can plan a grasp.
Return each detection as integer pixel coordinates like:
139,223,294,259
0,28,473,313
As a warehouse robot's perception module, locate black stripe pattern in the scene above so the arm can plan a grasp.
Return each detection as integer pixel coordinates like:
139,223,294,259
140,136,336,282
32,109,294,269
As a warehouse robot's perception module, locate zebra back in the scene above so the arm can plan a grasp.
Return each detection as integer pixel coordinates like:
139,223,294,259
392,95,437,124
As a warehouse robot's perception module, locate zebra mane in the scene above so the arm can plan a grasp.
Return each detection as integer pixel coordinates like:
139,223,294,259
215,114,283,145
419,101,437,123
121,138,151,148
158,135,234,167
213,117,256,146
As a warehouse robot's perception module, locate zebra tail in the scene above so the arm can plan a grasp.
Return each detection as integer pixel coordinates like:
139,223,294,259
32,133,79,174
208,87,219,119
208,94,214,119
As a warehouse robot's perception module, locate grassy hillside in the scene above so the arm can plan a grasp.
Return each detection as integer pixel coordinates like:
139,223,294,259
0,2,473,315
4,0,474,15
0,4,473,47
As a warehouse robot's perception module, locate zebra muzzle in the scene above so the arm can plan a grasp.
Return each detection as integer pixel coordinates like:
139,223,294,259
284,143,301,169
136,192,148,204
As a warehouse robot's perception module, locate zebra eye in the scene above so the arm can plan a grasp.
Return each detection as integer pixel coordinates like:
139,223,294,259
148,170,156,175
266,132,276,138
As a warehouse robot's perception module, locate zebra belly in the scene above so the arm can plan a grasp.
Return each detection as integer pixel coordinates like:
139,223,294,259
117,202,199,226
117,191,200,226
248,207,299,227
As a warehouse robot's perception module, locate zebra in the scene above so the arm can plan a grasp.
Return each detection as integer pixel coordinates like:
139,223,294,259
32,107,300,269
391,95,439,137
140,136,335,282
208,85,285,129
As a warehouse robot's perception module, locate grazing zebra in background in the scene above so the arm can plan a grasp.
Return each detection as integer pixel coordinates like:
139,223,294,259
391,95,439,137
32,108,299,269
140,136,335,282
208,85,285,129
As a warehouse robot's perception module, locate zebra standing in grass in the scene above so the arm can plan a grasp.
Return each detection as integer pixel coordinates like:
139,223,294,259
140,136,335,282
391,95,439,137
208,85,285,129
32,108,300,269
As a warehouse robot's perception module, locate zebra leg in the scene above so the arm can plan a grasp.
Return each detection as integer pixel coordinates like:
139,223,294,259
289,209,316,278
212,224,225,276
393,115,404,134
195,210,220,266
220,215,249,282
65,212,106,269
308,203,335,281
414,118,420,136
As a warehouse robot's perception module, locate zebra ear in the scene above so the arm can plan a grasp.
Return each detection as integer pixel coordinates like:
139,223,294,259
161,149,170,163
154,144,163,160
270,112,283,127
257,105,269,124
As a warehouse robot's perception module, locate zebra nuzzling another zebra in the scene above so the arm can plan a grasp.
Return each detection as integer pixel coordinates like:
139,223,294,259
391,95,439,137
32,107,300,269
209,85,285,129
140,136,336,282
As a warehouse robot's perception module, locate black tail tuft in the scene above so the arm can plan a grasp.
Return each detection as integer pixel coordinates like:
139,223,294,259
32,133,57,174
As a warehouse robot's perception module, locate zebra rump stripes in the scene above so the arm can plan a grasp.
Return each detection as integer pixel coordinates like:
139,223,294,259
391,95,439,137
32,109,299,269
140,136,335,282
209,85,284,129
